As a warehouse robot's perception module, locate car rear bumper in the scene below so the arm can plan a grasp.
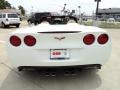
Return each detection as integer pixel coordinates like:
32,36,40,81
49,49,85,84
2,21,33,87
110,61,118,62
6,23,20,26
6,46,111,68
4,22,20,25
18,64,101,71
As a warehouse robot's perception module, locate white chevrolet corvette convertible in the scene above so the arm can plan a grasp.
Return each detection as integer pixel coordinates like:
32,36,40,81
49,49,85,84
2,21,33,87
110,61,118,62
6,16,112,71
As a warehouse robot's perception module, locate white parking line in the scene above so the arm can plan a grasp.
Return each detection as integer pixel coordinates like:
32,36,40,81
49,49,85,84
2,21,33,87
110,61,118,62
0,40,5,43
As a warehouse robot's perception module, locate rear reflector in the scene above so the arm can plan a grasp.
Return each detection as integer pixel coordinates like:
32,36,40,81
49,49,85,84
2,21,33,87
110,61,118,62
10,35,21,47
98,34,108,44
83,34,95,45
24,35,36,46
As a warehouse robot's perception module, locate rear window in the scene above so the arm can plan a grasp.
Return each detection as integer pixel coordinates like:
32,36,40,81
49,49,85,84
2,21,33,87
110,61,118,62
3,14,6,18
8,14,18,18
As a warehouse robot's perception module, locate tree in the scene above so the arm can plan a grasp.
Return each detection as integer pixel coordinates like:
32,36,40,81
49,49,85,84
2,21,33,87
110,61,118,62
5,1,11,8
0,0,11,9
18,5,25,16
0,0,5,9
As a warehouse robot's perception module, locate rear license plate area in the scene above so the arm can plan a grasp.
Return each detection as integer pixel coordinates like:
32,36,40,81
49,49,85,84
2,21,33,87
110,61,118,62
50,49,70,60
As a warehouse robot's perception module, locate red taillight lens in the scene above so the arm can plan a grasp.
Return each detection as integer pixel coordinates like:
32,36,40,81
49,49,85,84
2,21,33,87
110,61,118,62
83,34,95,45
10,36,21,46
24,35,36,46
98,34,109,44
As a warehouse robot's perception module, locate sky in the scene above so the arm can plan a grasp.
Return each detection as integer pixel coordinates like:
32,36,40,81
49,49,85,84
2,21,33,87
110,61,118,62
6,0,120,15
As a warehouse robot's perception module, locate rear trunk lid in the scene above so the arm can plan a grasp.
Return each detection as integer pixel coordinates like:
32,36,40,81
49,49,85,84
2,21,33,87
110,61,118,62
13,23,106,49
35,31,84,49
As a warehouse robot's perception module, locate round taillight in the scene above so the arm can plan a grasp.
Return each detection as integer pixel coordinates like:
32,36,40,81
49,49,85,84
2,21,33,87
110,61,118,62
98,34,109,44
24,35,36,46
10,35,21,47
83,34,95,45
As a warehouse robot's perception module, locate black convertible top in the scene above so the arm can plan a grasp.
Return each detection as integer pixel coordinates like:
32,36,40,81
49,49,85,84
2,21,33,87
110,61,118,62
41,15,79,24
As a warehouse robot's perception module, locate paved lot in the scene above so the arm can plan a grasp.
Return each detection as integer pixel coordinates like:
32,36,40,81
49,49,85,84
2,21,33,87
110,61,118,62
0,21,120,90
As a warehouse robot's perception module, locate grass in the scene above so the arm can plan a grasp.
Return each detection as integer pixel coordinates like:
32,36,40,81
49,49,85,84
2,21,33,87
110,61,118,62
100,22,120,29
82,21,120,29
82,21,93,26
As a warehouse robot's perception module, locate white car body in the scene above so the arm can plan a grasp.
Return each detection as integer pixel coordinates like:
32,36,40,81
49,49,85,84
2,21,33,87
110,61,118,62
0,13,20,27
6,23,112,70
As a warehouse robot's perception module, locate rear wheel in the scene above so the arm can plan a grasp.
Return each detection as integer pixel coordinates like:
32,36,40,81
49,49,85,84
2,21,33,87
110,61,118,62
34,22,38,25
16,24,20,28
18,67,23,71
1,23,6,28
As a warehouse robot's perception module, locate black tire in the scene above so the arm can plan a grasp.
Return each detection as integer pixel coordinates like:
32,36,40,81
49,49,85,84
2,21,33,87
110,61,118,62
18,67,23,71
34,21,39,25
6,25,9,28
28,20,32,25
1,22,6,28
16,24,20,28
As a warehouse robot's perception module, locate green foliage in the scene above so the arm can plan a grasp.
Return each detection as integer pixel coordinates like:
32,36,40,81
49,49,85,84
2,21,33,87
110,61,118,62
18,5,25,16
0,0,11,9
0,0,6,9
5,1,11,8
100,22,120,28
